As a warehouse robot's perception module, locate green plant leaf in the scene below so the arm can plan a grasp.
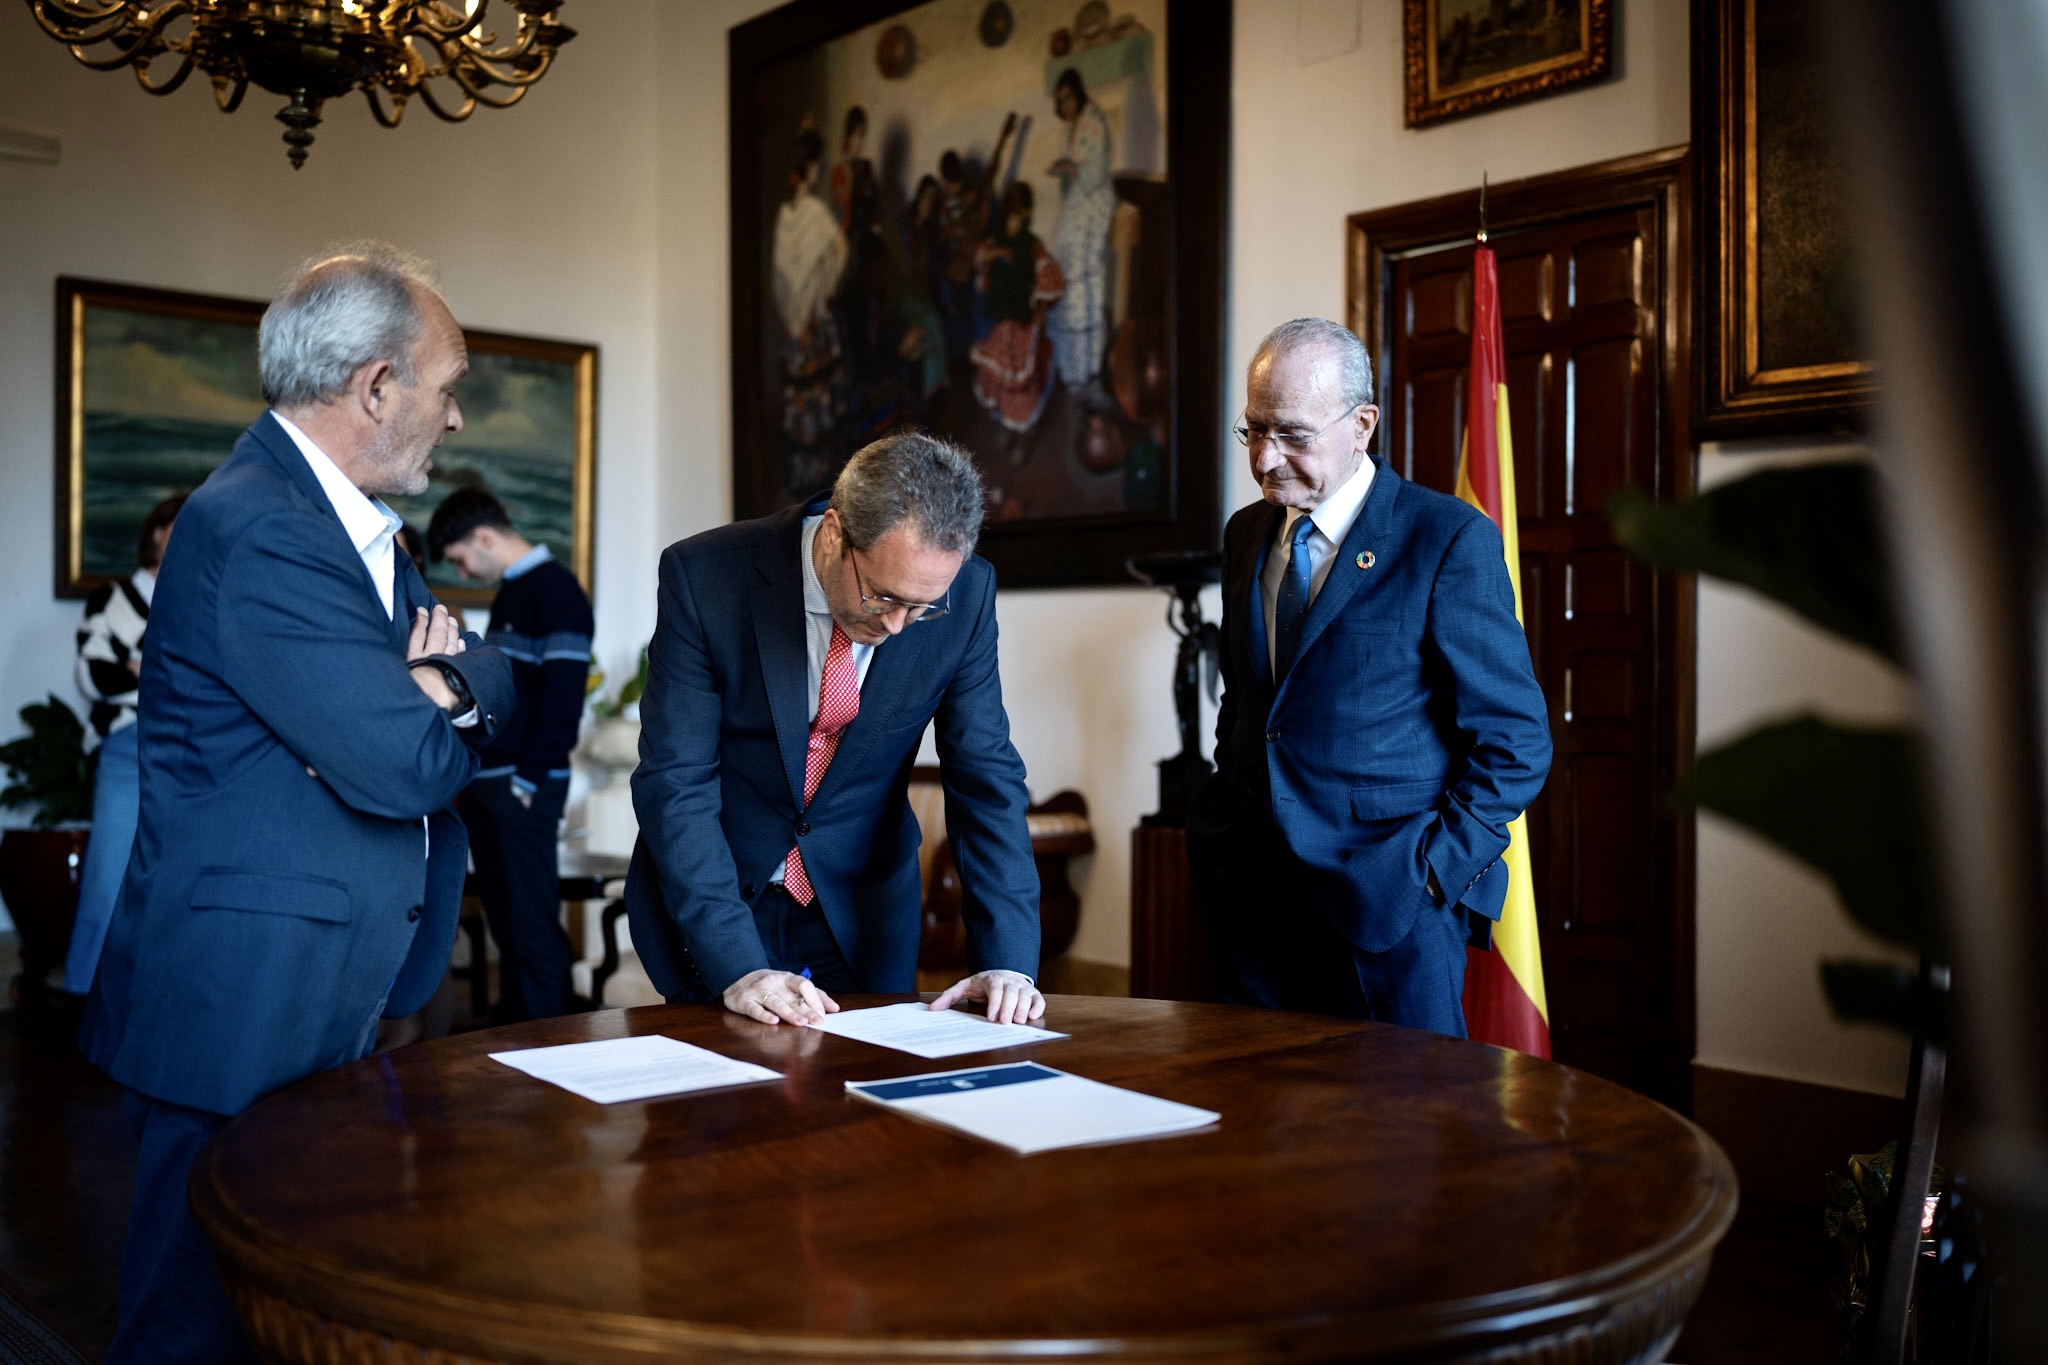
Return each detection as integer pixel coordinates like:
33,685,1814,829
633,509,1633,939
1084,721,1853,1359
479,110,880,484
1821,960,1932,1037
1608,463,1901,665
617,644,649,709
1683,716,1935,950
0,695,94,828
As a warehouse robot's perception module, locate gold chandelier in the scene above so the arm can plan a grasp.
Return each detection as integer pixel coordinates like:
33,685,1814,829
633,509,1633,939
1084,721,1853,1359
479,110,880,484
26,0,575,169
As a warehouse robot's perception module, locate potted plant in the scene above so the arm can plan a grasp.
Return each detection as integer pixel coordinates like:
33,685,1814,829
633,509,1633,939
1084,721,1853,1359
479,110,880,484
0,695,95,1020
578,646,648,857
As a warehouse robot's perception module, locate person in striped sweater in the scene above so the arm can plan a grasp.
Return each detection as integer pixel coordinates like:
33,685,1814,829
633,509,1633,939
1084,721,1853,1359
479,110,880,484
428,486,593,1021
65,492,185,995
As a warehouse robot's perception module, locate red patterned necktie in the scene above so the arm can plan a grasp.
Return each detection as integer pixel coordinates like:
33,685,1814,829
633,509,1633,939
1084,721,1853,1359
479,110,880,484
783,622,860,905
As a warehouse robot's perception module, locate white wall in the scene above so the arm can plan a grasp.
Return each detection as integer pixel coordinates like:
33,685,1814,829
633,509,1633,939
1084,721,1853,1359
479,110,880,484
0,0,1911,1097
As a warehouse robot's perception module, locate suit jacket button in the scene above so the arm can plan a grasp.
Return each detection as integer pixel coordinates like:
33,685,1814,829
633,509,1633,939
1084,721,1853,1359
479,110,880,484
407,904,422,922
796,820,811,837
741,883,756,900
1265,729,1280,742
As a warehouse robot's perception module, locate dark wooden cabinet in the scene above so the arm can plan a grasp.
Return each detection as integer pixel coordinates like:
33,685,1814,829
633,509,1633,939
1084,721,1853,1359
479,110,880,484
1128,824,1214,1002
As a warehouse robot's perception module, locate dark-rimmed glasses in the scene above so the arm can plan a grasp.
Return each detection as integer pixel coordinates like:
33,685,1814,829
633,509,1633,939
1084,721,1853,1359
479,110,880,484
847,545,950,622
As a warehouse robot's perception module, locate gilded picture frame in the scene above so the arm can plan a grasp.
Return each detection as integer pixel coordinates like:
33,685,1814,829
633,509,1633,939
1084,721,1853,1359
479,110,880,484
1403,0,1612,129
53,276,598,607
728,0,1229,588
1694,0,1875,436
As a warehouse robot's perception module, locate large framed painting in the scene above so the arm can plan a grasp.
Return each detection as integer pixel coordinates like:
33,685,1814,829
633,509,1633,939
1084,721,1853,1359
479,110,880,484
53,277,597,607
1403,0,1612,128
729,0,1228,588
1695,0,1875,437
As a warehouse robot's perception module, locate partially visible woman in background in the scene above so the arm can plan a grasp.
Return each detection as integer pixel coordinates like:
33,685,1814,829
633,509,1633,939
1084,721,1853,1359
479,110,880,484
64,491,185,996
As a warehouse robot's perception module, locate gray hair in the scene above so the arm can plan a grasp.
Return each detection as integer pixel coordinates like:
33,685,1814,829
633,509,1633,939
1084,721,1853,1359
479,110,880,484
831,430,985,556
259,241,440,408
1252,317,1376,409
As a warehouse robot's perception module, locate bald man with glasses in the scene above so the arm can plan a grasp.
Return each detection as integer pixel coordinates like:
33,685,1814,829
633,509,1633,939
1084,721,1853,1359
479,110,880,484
625,430,1044,1027
1187,318,1551,1036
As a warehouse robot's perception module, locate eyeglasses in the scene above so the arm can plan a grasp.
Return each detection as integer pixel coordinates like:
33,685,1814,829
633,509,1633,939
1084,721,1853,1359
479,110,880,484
847,545,950,622
1234,404,1360,456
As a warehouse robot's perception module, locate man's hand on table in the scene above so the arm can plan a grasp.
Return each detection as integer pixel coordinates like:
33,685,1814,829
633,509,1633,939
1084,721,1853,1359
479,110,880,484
724,968,839,1026
930,969,1044,1024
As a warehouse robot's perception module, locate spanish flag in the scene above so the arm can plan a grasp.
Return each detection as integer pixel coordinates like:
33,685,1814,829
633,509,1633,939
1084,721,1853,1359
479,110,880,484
1453,243,1551,1058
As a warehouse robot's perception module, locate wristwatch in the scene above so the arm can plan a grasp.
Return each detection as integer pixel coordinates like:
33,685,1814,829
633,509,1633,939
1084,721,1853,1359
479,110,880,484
412,659,474,714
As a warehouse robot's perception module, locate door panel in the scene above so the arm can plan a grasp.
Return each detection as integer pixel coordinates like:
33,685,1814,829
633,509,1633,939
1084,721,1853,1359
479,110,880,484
1385,199,1681,1097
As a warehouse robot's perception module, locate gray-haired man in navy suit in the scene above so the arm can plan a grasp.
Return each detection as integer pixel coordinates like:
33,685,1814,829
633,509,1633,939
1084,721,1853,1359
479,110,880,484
84,243,512,1362
1188,318,1551,1036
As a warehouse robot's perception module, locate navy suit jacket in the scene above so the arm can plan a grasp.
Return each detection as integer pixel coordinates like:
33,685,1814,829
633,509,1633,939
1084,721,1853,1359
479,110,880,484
1190,456,1552,957
83,413,512,1117
625,498,1039,997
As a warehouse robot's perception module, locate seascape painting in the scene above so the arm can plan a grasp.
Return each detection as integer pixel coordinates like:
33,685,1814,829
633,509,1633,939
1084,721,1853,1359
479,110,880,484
738,0,1175,533
56,278,596,605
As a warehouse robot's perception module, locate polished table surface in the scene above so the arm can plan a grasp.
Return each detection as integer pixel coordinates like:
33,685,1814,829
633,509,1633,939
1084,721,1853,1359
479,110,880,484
195,997,1736,1364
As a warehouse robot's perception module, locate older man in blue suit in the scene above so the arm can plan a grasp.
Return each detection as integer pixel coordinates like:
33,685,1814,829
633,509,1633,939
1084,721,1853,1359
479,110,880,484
83,243,511,1362
1188,318,1551,1036
626,431,1043,1029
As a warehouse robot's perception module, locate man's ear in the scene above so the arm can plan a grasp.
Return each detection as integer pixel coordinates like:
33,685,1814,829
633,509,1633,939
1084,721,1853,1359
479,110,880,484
352,358,397,421
1354,404,1381,455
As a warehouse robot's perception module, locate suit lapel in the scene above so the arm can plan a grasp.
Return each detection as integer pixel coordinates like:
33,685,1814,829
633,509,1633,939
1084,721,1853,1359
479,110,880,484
813,615,930,807
249,412,392,620
1289,456,1398,672
751,508,813,810
393,550,431,646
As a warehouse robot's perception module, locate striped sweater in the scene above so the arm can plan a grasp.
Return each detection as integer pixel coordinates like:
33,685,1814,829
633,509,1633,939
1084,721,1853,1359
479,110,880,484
75,569,154,751
475,547,593,795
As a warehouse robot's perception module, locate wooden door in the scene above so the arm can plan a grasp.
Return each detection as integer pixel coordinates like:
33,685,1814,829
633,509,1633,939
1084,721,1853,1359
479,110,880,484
1348,149,1694,1105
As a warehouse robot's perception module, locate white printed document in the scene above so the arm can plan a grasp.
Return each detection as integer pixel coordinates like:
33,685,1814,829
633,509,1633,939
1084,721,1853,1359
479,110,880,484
490,1034,781,1104
806,1002,1067,1058
847,1062,1220,1155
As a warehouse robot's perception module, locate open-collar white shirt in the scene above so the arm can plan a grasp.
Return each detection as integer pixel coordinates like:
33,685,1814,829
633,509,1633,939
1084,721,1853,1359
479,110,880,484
272,412,405,620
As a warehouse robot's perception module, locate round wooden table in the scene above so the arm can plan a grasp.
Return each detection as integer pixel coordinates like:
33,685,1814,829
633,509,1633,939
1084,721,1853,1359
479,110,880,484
195,997,1736,1364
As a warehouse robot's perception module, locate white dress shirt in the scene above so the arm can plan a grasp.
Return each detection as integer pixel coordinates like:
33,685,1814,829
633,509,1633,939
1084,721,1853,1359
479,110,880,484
768,515,880,887
272,412,403,619
800,514,877,720
1261,455,1377,676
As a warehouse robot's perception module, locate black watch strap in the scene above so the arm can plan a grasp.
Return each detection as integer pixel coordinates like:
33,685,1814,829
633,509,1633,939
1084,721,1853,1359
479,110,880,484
415,659,474,714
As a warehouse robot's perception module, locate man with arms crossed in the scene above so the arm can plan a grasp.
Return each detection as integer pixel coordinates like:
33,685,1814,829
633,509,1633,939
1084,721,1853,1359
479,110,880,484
626,431,1043,1026
84,244,512,1362
1188,318,1551,1035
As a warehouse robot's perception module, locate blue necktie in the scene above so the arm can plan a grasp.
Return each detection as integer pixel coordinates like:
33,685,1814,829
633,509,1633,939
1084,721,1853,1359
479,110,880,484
1274,514,1318,680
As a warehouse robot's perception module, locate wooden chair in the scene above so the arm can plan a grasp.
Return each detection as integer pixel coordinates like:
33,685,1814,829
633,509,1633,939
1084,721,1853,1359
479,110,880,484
905,766,1095,980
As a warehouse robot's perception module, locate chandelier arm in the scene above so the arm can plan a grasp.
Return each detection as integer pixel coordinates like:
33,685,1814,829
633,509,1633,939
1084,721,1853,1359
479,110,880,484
34,16,134,47
362,86,409,129
413,79,480,123
28,0,137,44
446,61,550,103
407,2,490,42
133,53,197,95
63,43,153,71
448,49,557,93
213,75,248,113
446,14,564,63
